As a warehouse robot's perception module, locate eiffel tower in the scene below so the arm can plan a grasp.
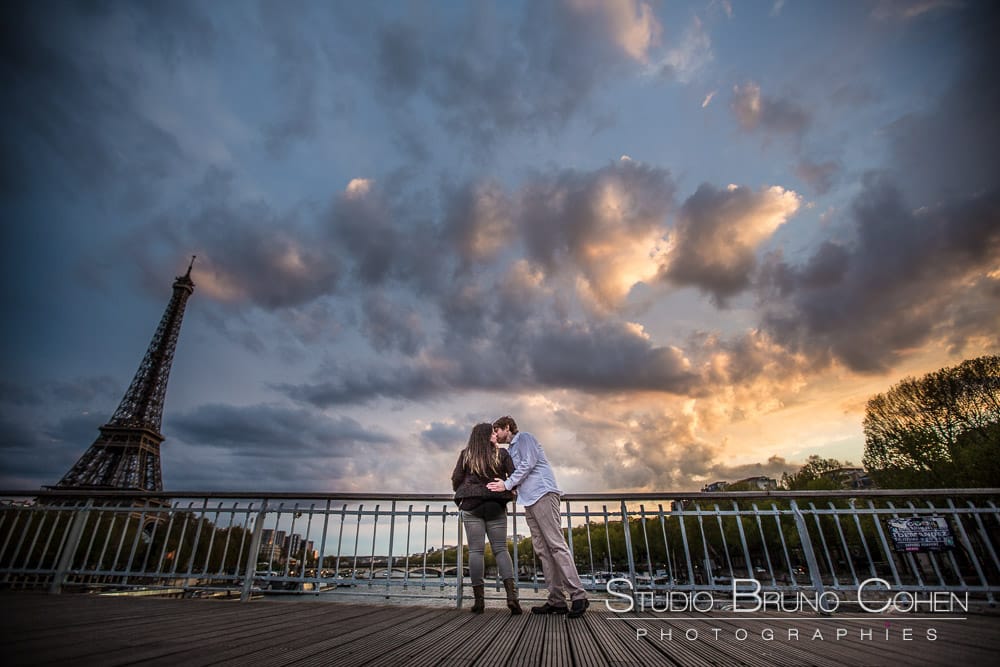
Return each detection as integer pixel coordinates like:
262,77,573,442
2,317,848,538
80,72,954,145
54,258,196,492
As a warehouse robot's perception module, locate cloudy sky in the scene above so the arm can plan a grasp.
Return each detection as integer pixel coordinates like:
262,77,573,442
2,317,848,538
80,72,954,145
1,0,997,495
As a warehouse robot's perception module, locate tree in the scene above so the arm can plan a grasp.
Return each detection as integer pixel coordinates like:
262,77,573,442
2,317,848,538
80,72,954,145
781,456,850,490
863,355,1000,488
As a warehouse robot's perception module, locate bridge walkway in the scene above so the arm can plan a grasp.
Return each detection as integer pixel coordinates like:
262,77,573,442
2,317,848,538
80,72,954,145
1,592,997,666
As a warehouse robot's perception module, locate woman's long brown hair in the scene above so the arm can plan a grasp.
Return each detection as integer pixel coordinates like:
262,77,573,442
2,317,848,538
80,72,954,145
462,422,502,479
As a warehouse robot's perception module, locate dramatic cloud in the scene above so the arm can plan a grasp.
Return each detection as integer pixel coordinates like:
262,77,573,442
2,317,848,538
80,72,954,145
372,0,664,145
277,309,705,409
517,158,675,310
0,413,84,486
540,397,801,492
884,4,1000,207
137,176,341,309
419,421,472,452
663,183,801,304
276,360,466,407
442,181,515,264
256,1,328,159
566,0,662,63
361,291,425,356
655,16,712,83
527,320,697,393
752,7,1000,373
164,403,403,491
171,403,392,456
871,0,963,22
730,82,811,139
759,174,1000,372
795,158,841,195
0,376,128,487
1,6,163,202
330,180,400,286
4,2,997,496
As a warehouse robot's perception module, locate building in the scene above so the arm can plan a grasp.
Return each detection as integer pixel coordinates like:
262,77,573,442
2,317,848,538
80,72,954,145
821,467,875,489
728,476,778,491
701,481,729,492
259,529,283,562
702,477,777,491
286,533,303,558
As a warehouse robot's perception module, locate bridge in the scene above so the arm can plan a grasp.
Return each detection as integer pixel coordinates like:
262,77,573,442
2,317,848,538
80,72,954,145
2,488,999,664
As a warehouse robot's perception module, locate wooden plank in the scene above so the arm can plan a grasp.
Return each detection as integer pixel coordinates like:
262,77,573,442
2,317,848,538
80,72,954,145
709,617,846,667
12,600,334,666
2,598,235,663
566,612,608,667
505,609,545,667
320,607,457,667
214,605,440,667
806,615,1000,667
365,608,487,667
3,596,212,647
277,605,440,667
433,611,515,667
460,612,531,667
539,615,572,667
118,603,384,666
118,603,342,666
581,609,659,667
608,617,715,667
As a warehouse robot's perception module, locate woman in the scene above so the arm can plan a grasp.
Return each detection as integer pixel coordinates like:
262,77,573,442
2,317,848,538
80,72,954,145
451,422,521,614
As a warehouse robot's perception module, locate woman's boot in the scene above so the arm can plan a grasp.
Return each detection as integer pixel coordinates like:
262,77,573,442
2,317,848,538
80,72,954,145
503,578,522,615
471,585,485,613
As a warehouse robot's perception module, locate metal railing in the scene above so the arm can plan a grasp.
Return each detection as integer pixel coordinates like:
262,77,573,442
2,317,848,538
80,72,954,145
1,489,998,606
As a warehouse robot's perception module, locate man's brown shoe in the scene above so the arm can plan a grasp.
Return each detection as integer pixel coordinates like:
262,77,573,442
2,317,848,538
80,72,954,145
567,599,590,618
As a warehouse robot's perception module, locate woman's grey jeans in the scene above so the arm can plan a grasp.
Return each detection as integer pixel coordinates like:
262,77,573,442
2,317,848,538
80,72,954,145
461,510,515,586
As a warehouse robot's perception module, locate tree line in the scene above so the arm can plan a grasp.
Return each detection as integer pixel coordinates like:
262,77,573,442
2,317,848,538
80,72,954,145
863,354,999,488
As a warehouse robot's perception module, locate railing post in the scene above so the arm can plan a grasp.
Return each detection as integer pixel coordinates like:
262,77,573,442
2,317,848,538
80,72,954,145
676,501,696,588
565,500,574,562
49,499,93,595
620,501,636,587
456,508,464,609
184,498,209,578
240,500,268,602
789,499,826,601
948,498,994,605
386,500,396,595
511,501,518,582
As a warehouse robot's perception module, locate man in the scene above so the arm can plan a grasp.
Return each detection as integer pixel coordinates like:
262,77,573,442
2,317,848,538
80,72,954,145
486,416,589,617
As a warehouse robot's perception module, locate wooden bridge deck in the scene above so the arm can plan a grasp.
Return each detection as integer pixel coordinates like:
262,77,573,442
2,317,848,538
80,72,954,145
1,592,998,666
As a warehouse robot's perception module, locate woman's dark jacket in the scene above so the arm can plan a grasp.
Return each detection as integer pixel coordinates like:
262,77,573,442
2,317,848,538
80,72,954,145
451,448,515,519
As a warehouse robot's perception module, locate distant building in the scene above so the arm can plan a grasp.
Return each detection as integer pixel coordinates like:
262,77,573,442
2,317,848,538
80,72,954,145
821,467,875,489
259,543,282,562
729,476,778,491
701,481,729,492
259,529,283,561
